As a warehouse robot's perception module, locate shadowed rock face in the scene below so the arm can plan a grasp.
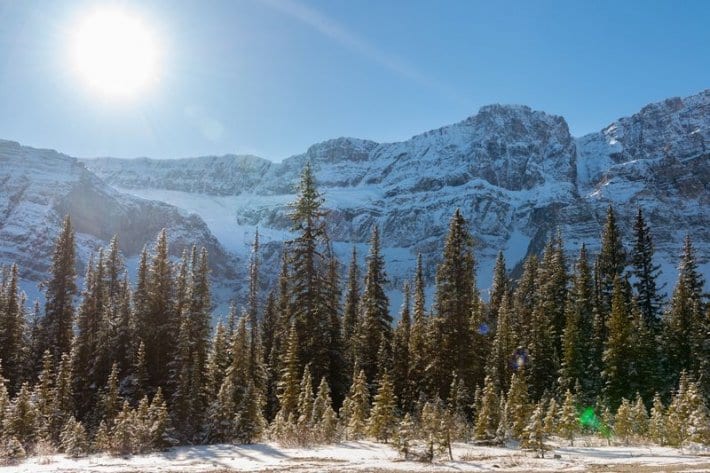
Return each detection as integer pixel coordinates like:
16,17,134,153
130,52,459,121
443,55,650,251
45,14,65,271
0,139,238,291
2,90,708,309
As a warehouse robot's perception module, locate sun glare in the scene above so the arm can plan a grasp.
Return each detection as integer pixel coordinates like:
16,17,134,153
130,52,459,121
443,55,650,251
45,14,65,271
71,8,160,98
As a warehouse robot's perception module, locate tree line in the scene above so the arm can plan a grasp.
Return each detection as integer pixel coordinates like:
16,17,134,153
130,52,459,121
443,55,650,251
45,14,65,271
0,162,708,462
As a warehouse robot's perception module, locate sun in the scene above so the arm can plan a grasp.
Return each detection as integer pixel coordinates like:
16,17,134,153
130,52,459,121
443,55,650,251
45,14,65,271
71,8,160,98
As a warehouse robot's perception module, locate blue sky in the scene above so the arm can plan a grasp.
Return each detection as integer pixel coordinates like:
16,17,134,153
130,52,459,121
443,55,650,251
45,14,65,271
0,0,708,161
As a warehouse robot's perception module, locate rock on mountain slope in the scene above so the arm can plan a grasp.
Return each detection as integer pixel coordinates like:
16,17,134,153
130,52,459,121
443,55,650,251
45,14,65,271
5,91,708,311
0,139,239,305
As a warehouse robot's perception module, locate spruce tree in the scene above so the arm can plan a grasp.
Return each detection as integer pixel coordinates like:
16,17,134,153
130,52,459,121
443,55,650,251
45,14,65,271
391,282,411,412
139,230,176,392
233,381,266,444
474,375,499,441
648,393,666,445
602,276,633,408
356,226,391,385
260,293,279,421
312,377,337,443
487,292,517,393
0,264,25,393
276,323,301,421
73,252,106,419
4,382,37,448
408,253,429,405
631,393,648,437
51,353,74,442
342,246,361,376
287,162,332,387
597,205,627,317
367,371,397,443
558,389,579,445
100,363,121,426
523,401,547,457
512,255,538,347
631,208,663,327
506,370,530,440
59,416,88,457
431,209,475,398
344,369,369,439
297,364,314,429
489,251,508,322
40,216,77,364
614,398,633,445
560,245,595,398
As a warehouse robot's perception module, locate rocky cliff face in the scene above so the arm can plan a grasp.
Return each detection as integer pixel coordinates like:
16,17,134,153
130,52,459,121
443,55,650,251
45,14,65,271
2,90,707,310
0,140,239,304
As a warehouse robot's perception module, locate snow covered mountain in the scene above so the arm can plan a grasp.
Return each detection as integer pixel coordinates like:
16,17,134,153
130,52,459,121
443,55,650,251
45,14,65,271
1,90,707,312
0,139,240,305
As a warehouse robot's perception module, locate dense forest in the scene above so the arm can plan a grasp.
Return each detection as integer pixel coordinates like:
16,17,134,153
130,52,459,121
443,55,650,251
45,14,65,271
0,163,708,463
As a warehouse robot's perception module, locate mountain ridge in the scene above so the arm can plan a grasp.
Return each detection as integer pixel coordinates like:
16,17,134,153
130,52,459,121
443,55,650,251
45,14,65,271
1,90,708,311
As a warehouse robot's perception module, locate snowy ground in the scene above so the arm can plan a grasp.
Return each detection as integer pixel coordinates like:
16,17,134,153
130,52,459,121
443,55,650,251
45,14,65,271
5,439,710,473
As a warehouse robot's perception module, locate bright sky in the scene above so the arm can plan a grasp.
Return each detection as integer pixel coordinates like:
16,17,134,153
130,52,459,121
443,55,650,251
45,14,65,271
0,0,708,161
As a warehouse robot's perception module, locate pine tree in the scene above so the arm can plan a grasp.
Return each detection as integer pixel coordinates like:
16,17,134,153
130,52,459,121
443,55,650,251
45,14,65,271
276,323,301,421
487,292,517,393
93,420,111,452
631,393,648,437
148,388,170,450
489,251,508,322
142,230,177,392
631,208,663,327
431,209,475,398
393,413,414,459
506,370,530,440
297,365,314,429
614,398,633,445
560,245,595,398
391,282,411,412
474,375,499,441
602,276,633,408
523,401,547,458
356,226,391,385
73,252,107,420
597,205,627,317
407,253,429,406
0,364,9,429
512,255,538,347
260,293,279,421
367,371,397,442
344,369,369,439
312,377,338,443
0,436,26,464
233,381,266,444
110,401,137,455
663,236,707,393
100,363,121,426
324,250,347,410
287,162,332,388
0,264,25,393
4,382,37,447
558,389,579,446
39,216,77,364
648,393,666,445
133,341,149,402
51,352,74,442
34,350,54,440
59,416,88,457
342,246,361,376
543,398,558,436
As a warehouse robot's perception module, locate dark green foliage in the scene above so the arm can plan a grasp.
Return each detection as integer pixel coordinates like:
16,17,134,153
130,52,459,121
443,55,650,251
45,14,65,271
356,226,391,385
39,216,77,364
431,209,476,399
